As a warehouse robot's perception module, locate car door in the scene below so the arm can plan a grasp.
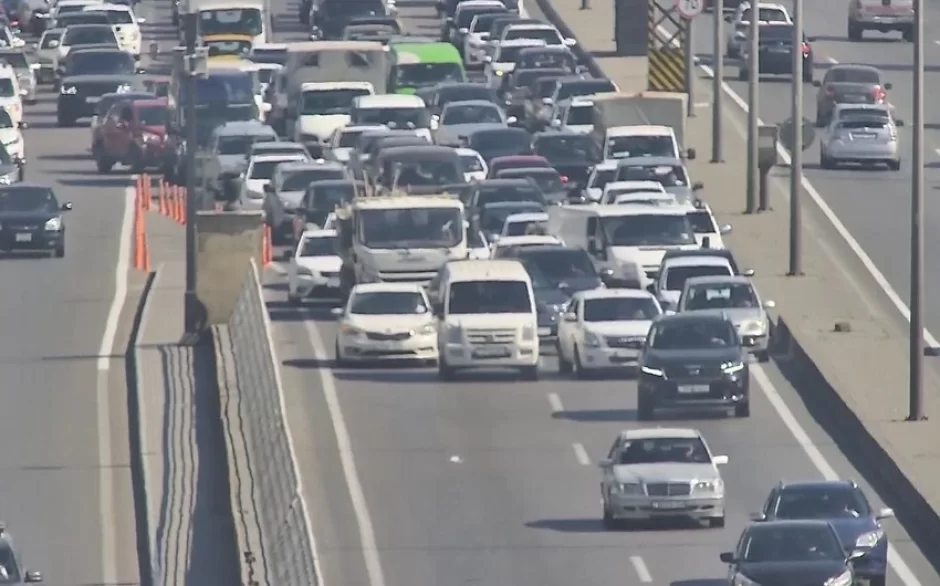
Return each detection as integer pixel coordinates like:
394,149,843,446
100,103,124,156
601,437,623,496
111,103,134,157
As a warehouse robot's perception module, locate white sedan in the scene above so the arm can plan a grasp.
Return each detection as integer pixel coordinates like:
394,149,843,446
557,288,663,378
332,283,439,366
287,229,343,303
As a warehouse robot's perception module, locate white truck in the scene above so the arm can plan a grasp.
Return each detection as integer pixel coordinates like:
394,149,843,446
591,92,695,161
288,80,375,156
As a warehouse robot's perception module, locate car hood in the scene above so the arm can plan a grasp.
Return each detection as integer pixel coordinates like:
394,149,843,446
299,114,351,140
612,462,718,483
348,314,435,333
737,561,848,585
295,256,343,274
584,320,652,338
644,346,742,365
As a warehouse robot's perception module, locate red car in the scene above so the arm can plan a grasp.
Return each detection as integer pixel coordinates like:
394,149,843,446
93,98,169,173
486,154,551,178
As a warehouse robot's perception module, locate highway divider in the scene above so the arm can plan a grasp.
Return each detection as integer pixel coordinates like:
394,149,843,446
213,259,320,586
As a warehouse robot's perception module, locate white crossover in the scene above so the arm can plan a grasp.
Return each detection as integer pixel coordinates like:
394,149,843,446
288,229,343,303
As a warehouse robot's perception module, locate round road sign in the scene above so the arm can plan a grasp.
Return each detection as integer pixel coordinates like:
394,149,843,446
675,0,704,18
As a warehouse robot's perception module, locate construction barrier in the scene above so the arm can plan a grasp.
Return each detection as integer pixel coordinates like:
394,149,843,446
157,180,186,224
647,0,688,92
132,176,151,272
262,225,273,265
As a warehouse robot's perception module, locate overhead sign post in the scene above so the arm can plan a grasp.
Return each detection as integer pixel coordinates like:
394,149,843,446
677,0,701,117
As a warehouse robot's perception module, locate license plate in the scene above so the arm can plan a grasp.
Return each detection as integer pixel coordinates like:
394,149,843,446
677,384,710,394
86,96,100,103
474,346,510,358
15,233,31,242
326,277,340,288
537,327,551,336
654,501,685,509
853,133,877,139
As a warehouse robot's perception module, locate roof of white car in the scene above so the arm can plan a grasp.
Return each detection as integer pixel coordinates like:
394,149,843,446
663,255,732,268
593,159,619,171
301,228,337,239
354,94,425,108
83,3,130,11
619,427,702,440
493,234,562,247
444,258,530,281
604,180,665,193
504,212,547,223
351,282,427,294
343,124,387,134
685,274,753,287
612,193,677,205
577,288,657,301
455,0,505,11
249,154,308,164
497,39,547,48
607,125,675,138
252,42,288,50
507,23,557,31
456,146,484,157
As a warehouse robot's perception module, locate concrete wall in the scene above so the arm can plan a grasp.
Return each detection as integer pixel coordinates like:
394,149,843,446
195,211,265,325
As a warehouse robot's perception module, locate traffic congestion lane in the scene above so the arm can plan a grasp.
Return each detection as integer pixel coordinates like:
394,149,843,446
691,7,940,335
0,58,141,584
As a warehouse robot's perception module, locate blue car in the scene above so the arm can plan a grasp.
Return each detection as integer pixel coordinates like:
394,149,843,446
754,480,894,586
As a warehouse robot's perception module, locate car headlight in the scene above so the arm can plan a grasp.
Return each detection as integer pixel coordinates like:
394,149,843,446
418,323,436,335
521,324,535,341
641,365,664,377
583,331,602,348
694,479,723,494
721,361,745,375
614,482,644,495
141,132,161,143
44,216,62,231
732,574,761,586
855,529,884,548
446,324,463,344
742,320,766,334
60,85,77,94
339,321,361,336
824,569,853,586
116,83,132,93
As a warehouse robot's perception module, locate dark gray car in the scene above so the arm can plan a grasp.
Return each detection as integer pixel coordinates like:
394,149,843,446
813,64,892,127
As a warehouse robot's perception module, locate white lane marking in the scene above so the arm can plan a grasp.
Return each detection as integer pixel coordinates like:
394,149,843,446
933,148,940,158
548,392,564,413
303,318,386,586
629,555,653,583
95,182,134,584
572,442,590,466
697,62,940,350
825,55,839,64
753,365,923,586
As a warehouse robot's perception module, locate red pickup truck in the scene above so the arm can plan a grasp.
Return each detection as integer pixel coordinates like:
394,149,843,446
93,97,169,174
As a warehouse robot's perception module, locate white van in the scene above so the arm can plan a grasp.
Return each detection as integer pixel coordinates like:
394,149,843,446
428,259,540,381
349,94,431,141
547,203,701,290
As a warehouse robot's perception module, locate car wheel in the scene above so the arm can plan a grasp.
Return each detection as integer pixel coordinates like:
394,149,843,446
334,340,351,368
557,342,573,375
54,244,65,258
637,392,654,421
708,516,726,529
734,402,750,418
520,365,539,381
602,503,618,530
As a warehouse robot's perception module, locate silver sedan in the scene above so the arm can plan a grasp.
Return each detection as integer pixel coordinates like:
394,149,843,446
820,116,901,170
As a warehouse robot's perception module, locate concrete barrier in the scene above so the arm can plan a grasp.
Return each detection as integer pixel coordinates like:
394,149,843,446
214,260,320,586
195,210,265,326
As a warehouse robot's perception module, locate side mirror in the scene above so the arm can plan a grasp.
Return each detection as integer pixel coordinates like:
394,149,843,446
692,181,704,190
812,79,822,87
550,118,561,127
47,40,58,48
884,82,893,90
763,300,776,309
876,507,895,520
712,454,729,465
597,458,612,468
563,37,577,46
742,268,755,277
24,571,42,583
563,312,577,322
719,552,735,564
28,42,37,50
895,118,905,127
719,223,732,234
686,147,696,160
60,201,73,211
848,550,866,561
263,183,274,193
330,307,344,317
749,512,768,521
17,121,27,129
483,55,492,63
506,116,517,124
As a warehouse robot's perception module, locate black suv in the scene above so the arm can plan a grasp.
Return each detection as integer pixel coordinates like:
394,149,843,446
0,183,71,257
637,312,749,419
755,480,892,586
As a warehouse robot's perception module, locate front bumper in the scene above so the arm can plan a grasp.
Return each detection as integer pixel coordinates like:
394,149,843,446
290,272,342,299
57,94,100,119
639,372,749,411
0,226,62,251
578,345,642,369
607,494,725,520
443,341,539,367
339,332,439,362
854,15,913,31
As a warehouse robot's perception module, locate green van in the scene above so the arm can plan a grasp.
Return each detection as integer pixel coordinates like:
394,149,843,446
389,42,466,94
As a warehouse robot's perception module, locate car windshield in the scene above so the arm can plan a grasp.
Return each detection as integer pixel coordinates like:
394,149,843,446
356,106,430,128
448,280,532,314
523,250,597,285
584,297,660,321
137,106,167,126
0,78,13,98
564,104,592,125
0,53,27,69
664,265,733,291
205,39,252,57
64,27,114,45
617,163,689,187
687,210,717,234
607,135,675,159
302,88,372,116
617,436,710,465
395,63,464,89
836,110,888,123
505,27,559,44
310,184,354,209
649,319,737,349
0,109,12,129
281,169,344,191
590,168,615,189
68,51,133,75
602,214,695,246
684,283,759,311
442,104,503,125
457,7,501,28
774,487,871,519
535,135,599,162
501,170,563,192
393,158,461,186
741,526,844,562
98,8,133,23
477,185,543,207
557,80,616,101
218,134,273,155
250,159,294,179
520,50,575,69
438,86,496,106
0,187,58,212
505,218,545,236
252,146,306,158
827,67,880,84
460,154,484,172
40,31,63,48
740,7,788,22
299,235,336,257
350,290,429,315
199,8,263,36
359,207,462,248
470,12,500,31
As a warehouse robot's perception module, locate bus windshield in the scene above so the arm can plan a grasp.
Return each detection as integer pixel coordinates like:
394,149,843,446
199,8,263,37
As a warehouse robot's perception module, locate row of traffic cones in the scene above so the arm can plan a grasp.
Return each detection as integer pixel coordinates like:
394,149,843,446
133,175,151,272
153,177,187,225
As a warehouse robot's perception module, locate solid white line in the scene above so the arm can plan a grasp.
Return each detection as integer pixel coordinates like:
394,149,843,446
572,442,590,466
752,365,923,586
94,182,134,584
933,148,940,158
696,62,940,350
629,555,653,583
303,318,386,586
547,392,564,413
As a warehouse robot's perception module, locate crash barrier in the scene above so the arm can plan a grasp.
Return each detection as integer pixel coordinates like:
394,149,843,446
153,178,187,225
214,260,319,586
133,175,151,272
262,225,273,266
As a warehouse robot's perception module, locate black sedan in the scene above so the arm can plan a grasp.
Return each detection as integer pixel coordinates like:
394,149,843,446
532,130,601,194
0,183,71,257
738,24,814,83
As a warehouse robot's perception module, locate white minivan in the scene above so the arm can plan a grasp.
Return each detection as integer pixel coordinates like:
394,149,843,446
428,259,540,380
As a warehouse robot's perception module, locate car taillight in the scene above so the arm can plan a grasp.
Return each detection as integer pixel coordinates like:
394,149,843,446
873,86,886,102
560,175,568,183
801,42,810,55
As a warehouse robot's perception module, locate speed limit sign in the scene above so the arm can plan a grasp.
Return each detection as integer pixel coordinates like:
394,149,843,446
675,0,703,18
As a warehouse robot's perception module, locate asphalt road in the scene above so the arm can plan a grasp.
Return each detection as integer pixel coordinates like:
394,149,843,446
264,4,940,586
692,5,940,335
0,21,149,586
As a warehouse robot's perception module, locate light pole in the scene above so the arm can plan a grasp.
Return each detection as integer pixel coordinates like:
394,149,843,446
182,0,200,335
788,0,803,276
745,3,759,212
711,0,724,162
909,0,926,420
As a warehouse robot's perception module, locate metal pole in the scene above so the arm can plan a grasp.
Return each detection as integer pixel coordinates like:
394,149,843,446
685,21,694,117
788,0,803,276
909,0,925,420
183,11,200,335
745,5,759,213
711,0,724,162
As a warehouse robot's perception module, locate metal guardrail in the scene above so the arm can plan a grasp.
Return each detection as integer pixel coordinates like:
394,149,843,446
215,260,319,586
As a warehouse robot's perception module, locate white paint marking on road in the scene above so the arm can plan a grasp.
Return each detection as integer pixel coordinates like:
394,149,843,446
572,442,590,466
753,365,923,586
629,555,653,583
694,101,711,108
548,392,564,413
94,182,134,585
825,55,839,64
449,455,462,463
303,318,386,586
697,61,940,351
933,148,940,159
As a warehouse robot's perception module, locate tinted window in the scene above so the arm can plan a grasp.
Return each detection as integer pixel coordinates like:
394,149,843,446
601,214,694,246
63,26,115,45
67,51,134,75
437,85,497,106
479,201,542,232
0,78,14,98
476,185,543,207
617,436,710,464
281,168,344,191
504,27,560,44
98,8,134,23
664,264,733,291
395,63,465,89
137,106,167,126
564,104,592,125
472,130,532,157
522,250,597,284
470,12,500,31
448,280,531,314
457,7,503,28
741,526,843,562
198,8,263,36
350,291,428,315
684,283,759,310
311,183,354,208
0,187,58,212
249,49,287,65
355,106,430,128
648,318,737,349
360,207,463,248
774,487,871,519
393,158,461,186
759,25,794,40
0,52,27,69
250,160,290,179
443,104,504,125
40,31,63,49
299,235,337,257
519,50,575,70
828,67,880,84
302,88,372,116
837,119,889,130
339,129,368,148
583,297,660,322
607,135,675,159
534,134,599,162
